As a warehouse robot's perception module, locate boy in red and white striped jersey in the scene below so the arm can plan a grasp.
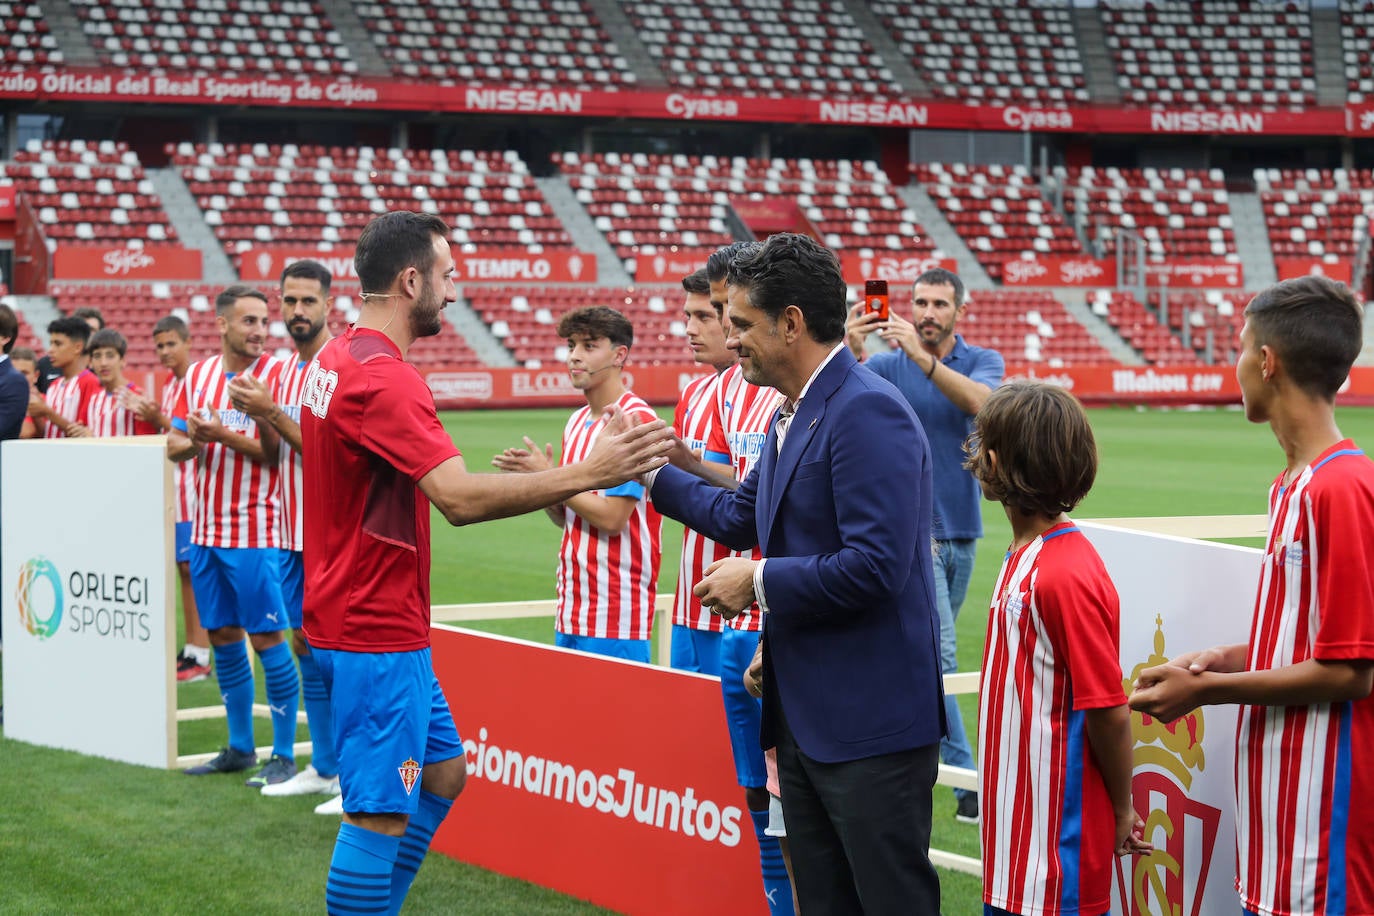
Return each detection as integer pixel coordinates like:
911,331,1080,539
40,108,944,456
1132,276,1374,916
968,381,1150,916
228,259,341,805
493,307,662,663
85,329,157,438
666,268,741,675
167,285,300,789
28,315,100,439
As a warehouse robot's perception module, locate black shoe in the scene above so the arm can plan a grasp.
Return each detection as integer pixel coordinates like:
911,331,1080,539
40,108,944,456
184,746,258,775
955,793,979,824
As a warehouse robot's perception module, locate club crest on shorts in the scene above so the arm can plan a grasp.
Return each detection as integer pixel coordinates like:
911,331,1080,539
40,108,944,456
398,757,422,795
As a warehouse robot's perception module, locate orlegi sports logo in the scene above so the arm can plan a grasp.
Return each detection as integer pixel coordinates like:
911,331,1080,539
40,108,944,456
16,556,63,639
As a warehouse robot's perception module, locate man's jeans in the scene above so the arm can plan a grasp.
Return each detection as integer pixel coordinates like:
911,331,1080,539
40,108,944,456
933,538,978,802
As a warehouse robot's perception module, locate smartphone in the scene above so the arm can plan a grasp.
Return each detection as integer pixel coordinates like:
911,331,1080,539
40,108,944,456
864,279,889,321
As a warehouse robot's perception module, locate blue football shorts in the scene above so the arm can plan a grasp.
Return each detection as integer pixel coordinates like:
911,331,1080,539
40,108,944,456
555,631,652,664
279,549,303,631
188,544,288,633
174,521,192,564
669,624,723,676
719,626,767,789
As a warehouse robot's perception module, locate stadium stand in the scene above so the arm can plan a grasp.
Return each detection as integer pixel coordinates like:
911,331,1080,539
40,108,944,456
1101,0,1316,109
355,0,636,87
467,285,690,367
70,0,358,75
1255,167,1373,262
961,290,1116,367
1089,288,1200,366
170,143,571,270
1344,0,1374,103
623,0,899,97
1056,166,1236,261
871,0,1088,104
912,163,1086,281
557,152,937,269
1,140,178,245
1145,288,1252,366
3,1,62,66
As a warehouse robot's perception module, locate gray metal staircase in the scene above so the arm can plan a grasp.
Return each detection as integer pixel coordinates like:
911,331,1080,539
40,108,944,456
584,0,667,88
1311,5,1348,108
10,295,60,345
1071,5,1121,104
148,168,238,286
1057,287,1145,366
316,0,392,77
447,296,517,368
838,0,931,96
1228,192,1277,289
534,175,633,286
36,0,99,67
894,185,995,288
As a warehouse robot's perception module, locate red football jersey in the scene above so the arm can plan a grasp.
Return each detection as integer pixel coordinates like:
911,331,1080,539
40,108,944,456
671,371,729,633
160,371,195,525
299,328,460,653
86,383,157,438
42,369,101,438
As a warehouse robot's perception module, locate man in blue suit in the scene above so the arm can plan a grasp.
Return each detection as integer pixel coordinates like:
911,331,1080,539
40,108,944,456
648,234,945,913
0,303,33,653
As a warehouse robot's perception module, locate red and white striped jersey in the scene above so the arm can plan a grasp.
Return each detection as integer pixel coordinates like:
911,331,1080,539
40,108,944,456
979,522,1127,916
275,355,312,552
172,354,284,549
42,369,101,439
555,390,663,640
1235,440,1374,916
671,371,729,632
705,363,783,633
86,383,157,438
161,371,196,525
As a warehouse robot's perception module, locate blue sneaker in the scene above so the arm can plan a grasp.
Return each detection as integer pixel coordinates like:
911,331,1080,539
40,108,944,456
184,747,257,776
245,754,297,788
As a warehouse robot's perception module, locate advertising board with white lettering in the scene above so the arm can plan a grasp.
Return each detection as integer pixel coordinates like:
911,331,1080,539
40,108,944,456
237,245,596,284
53,245,203,281
1079,523,1254,916
1,438,175,768
1001,256,1118,287
429,627,765,916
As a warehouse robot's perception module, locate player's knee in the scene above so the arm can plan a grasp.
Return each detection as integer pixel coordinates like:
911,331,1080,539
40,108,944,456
291,629,309,655
248,630,286,654
423,754,467,800
744,786,769,812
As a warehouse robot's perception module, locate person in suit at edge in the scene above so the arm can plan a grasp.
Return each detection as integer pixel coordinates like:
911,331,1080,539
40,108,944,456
645,233,945,913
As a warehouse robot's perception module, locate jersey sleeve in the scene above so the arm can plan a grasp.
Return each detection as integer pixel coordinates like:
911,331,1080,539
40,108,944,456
359,363,461,483
606,400,658,500
1036,545,1128,710
1310,476,1374,661
967,345,1006,389
76,371,103,425
170,374,191,433
705,381,730,464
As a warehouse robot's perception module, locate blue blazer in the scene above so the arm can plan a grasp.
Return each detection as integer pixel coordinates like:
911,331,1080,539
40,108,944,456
0,357,29,442
652,348,946,763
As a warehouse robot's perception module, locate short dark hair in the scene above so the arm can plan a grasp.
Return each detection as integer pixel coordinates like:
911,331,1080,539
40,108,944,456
153,315,190,339
281,258,332,293
0,304,18,354
682,268,710,297
71,306,105,329
10,345,36,364
87,327,128,358
706,241,759,285
556,306,634,349
726,233,847,344
355,211,449,293
1244,276,1364,401
48,315,93,345
215,285,269,315
965,380,1097,519
912,267,965,308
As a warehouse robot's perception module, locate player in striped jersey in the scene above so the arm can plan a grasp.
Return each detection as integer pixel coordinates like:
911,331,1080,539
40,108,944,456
84,329,158,438
167,285,301,789
27,315,99,439
969,381,1149,916
1131,276,1374,916
493,307,662,663
665,268,741,675
124,316,210,680
228,259,340,805
702,242,794,916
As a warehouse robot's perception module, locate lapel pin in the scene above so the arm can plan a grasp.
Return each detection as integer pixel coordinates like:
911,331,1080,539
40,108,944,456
808,418,817,429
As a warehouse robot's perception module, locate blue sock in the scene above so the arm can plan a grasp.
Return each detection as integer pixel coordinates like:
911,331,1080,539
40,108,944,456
327,822,399,915
259,641,300,761
297,651,338,777
212,640,255,754
389,789,453,915
750,807,794,916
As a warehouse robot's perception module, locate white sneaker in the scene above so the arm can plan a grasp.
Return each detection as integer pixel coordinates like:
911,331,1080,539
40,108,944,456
314,794,345,816
261,765,339,797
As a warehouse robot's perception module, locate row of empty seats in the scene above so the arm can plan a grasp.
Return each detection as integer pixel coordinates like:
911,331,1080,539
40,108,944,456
1255,167,1374,260
1056,166,1236,261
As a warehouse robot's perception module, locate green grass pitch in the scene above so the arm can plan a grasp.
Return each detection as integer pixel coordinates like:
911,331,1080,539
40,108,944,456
2,404,1371,914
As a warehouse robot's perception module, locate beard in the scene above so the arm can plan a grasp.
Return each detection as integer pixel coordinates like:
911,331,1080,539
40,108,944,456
288,317,325,345
409,282,444,339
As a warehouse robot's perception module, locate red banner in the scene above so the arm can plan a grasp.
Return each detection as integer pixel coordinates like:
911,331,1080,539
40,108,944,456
629,248,721,283
729,197,805,234
0,183,15,221
430,627,765,916
1009,364,1374,405
1273,258,1353,284
1001,256,1118,287
422,365,708,410
0,66,1366,135
839,252,961,284
52,244,202,281
238,245,597,284
1143,260,1244,289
